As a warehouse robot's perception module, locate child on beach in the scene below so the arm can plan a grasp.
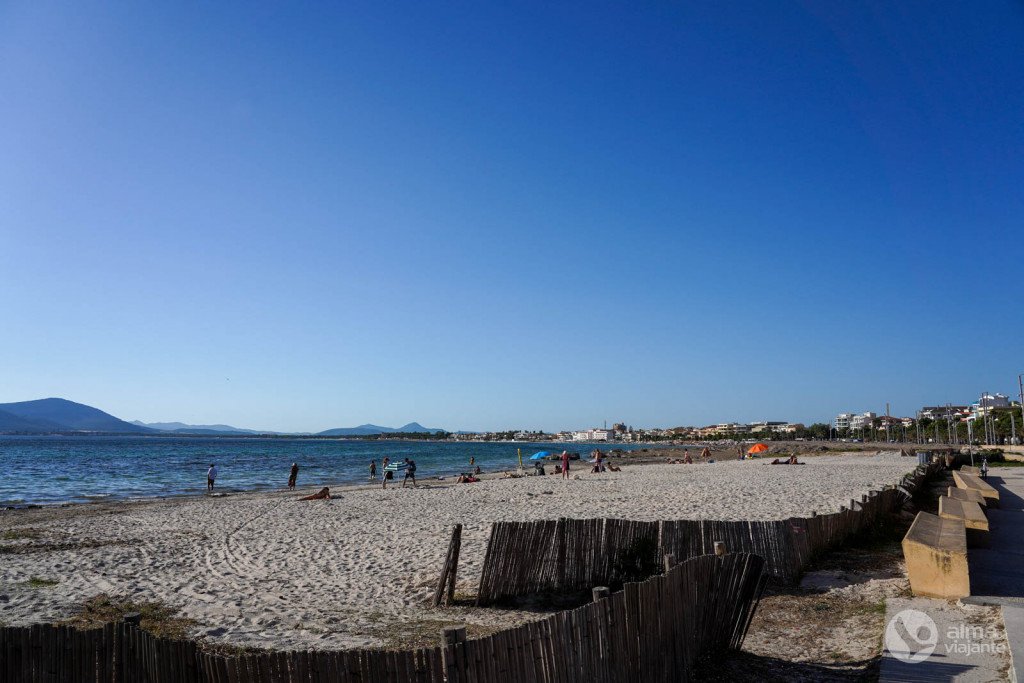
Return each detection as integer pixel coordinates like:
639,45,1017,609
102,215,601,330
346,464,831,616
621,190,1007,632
560,451,570,480
207,463,218,491
369,460,377,480
288,462,299,490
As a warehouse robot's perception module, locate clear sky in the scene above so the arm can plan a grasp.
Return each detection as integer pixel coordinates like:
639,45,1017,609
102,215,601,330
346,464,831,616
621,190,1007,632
1,2,1022,433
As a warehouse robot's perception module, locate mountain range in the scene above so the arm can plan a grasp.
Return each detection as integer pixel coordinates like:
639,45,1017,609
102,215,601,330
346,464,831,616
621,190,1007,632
129,421,273,435
0,398,446,436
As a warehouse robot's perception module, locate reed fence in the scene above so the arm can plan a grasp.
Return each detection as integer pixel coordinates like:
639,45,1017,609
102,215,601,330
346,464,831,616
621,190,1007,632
476,461,943,603
0,551,764,683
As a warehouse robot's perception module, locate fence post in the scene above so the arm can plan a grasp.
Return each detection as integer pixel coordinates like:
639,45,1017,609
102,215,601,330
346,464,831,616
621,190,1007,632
442,626,467,682
592,586,610,602
433,524,463,607
713,542,727,557
123,613,141,627
663,553,676,573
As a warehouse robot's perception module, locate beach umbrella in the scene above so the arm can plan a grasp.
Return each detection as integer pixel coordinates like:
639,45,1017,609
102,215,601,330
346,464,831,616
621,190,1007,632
530,451,551,460
747,443,769,455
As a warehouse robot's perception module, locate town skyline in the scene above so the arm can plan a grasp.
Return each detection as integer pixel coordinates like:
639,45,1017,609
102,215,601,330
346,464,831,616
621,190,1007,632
1,389,1020,437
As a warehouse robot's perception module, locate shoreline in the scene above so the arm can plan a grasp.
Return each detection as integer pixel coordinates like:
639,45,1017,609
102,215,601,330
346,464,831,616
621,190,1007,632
1,440,888,512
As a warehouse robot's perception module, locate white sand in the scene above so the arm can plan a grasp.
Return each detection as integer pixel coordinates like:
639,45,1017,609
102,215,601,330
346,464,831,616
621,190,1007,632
0,452,916,650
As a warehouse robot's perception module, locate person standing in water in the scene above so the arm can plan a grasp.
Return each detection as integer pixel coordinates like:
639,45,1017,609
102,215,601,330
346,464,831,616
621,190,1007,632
288,462,299,490
560,451,570,480
207,463,218,492
369,460,377,480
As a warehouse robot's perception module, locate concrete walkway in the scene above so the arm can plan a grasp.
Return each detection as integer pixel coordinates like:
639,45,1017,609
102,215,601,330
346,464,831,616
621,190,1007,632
879,596,1009,682
880,466,1024,682
961,468,1024,682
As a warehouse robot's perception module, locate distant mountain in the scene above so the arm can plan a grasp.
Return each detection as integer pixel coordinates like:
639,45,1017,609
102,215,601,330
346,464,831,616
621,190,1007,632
0,407,66,432
130,420,264,434
316,422,445,436
0,398,157,434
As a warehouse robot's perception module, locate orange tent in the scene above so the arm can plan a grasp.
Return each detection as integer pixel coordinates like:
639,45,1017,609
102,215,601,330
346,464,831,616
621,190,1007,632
747,443,769,455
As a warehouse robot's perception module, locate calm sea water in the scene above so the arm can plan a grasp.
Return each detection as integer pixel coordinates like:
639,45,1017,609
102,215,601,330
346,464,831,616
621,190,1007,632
0,436,662,506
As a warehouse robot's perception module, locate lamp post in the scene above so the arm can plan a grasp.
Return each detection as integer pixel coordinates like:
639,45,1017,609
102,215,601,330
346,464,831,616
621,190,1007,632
1017,373,1024,445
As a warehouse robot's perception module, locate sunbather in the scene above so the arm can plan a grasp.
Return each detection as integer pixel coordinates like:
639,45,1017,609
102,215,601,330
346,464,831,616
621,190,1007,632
299,487,331,500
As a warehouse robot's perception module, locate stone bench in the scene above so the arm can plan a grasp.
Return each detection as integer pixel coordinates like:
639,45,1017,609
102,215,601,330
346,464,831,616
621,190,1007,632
953,470,999,507
947,485,986,507
939,495,989,548
960,465,980,475
902,511,970,598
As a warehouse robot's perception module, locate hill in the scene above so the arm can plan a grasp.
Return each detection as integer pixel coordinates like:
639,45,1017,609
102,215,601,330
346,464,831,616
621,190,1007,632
0,398,156,433
316,422,445,436
0,407,66,432
131,421,263,434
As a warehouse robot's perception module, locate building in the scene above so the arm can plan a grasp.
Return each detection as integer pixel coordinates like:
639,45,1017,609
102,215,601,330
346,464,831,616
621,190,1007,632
917,406,971,421
972,393,1011,416
572,428,615,442
849,412,876,430
748,421,786,433
833,413,853,430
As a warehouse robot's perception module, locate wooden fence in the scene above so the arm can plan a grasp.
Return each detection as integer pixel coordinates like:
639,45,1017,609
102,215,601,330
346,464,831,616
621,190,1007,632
0,552,764,683
477,461,942,603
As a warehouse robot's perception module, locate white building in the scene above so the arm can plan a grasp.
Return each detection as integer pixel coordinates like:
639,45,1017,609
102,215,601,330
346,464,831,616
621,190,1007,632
572,429,615,442
850,412,876,430
834,412,875,430
833,413,854,430
973,393,1010,416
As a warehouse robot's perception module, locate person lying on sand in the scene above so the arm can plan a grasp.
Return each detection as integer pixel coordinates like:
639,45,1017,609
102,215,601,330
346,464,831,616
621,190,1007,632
607,464,621,472
455,473,479,484
299,487,331,500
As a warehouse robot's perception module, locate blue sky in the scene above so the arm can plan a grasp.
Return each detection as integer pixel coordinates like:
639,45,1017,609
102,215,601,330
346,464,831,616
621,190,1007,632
1,2,1022,432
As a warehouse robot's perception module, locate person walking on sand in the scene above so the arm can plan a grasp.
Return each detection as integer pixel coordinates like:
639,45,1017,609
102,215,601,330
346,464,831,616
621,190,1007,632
207,463,218,492
560,450,570,480
288,462,299,490
403,458,417,488
369,460,377,480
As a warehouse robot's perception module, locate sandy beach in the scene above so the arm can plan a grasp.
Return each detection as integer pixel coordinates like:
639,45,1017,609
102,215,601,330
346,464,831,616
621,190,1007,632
0,452,917,650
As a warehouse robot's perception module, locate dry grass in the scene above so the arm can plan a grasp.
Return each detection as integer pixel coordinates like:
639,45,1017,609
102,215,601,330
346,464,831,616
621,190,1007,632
1,528,43,541
26,576,60,588
61,595,196,641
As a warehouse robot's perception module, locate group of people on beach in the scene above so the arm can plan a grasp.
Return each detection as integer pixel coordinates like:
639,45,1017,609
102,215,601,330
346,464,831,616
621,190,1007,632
368,457,417,489
209,449,635,497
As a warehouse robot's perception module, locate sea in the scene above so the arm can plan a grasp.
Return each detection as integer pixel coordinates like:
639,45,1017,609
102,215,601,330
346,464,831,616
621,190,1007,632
0,436,663,507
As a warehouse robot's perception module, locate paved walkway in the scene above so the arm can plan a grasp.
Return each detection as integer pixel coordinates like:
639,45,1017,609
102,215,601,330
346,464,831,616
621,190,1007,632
961,468,1024,682
879,597,1009,682
880,466,1024,682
